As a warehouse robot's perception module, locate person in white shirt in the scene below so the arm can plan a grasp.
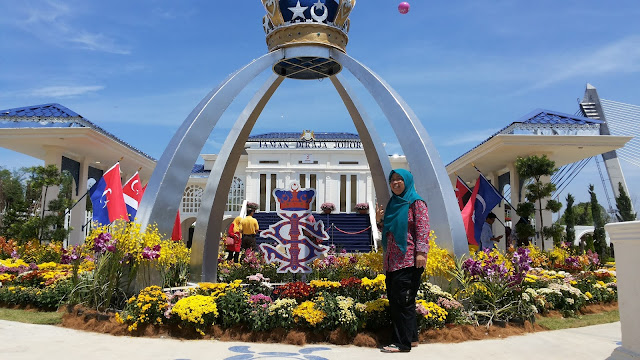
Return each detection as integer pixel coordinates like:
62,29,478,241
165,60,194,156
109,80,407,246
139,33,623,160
479,212,502,251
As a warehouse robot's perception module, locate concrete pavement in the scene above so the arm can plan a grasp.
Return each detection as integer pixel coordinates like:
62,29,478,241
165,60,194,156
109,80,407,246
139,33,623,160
0,320,621,360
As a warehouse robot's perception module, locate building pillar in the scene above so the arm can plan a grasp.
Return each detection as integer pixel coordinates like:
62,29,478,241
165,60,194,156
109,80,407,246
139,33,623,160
535,175,554,250
507,163,521,250
605,221,640,359
42,146,63,211
68,157,89,246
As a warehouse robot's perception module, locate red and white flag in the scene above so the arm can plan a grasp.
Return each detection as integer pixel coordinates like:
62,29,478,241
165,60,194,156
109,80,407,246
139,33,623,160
123,172,142,221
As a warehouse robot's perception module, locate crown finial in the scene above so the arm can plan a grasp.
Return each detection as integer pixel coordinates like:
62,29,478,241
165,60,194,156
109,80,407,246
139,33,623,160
261,0,356,53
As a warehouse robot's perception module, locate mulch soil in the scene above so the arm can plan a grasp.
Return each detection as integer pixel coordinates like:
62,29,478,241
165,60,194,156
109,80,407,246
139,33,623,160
55,302,618,347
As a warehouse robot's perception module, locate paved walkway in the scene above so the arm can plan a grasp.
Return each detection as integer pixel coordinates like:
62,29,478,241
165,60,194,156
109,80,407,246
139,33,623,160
0,320,620,360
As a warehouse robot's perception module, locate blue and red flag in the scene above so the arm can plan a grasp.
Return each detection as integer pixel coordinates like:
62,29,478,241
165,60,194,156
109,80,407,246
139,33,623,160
461,174,503,246
123,172,142,221
89,163,128,225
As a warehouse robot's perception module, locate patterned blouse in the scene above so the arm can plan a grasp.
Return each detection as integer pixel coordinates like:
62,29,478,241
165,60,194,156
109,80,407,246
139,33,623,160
382,200,430,273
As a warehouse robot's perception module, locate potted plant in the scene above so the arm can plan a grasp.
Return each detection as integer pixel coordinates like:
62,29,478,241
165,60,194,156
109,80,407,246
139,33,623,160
355,202,369,214
321,202,336,214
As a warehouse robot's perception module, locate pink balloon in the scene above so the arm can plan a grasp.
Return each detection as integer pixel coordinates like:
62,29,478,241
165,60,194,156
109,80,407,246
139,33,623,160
398,2,410,14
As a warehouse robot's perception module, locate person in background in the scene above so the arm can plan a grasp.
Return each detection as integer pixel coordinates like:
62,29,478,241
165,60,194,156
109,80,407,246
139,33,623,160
241,208,260,252
226,216,242,262
479,212,502,251
375,169,429,353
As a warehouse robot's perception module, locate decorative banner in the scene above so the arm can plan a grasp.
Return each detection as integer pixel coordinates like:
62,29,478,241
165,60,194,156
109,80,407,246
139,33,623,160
259,182,329,273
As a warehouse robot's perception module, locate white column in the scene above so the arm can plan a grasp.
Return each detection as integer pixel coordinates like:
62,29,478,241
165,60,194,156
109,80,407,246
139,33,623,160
507,163,521,228
605,220,640,359
42,146,63,212
68,157,89,246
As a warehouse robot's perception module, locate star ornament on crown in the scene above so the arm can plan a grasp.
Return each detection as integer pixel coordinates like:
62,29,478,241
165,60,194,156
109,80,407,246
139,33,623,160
261,0,356,52
259,182,329,273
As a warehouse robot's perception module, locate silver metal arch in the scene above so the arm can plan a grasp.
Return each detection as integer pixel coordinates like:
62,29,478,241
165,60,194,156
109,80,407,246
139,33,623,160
136,50,284,234
140,44,467,283
330,49,469,258
330,74,392,206
192,74,284,282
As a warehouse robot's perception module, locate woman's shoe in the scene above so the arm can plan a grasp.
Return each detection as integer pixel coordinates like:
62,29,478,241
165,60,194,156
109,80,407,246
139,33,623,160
380,344,410,353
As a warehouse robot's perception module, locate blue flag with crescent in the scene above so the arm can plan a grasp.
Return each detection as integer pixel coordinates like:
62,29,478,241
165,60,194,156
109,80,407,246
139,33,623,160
472,175,503,243
89,176,111,225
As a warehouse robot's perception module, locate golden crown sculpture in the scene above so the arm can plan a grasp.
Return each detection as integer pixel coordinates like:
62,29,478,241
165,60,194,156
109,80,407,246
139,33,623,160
261,0,356,53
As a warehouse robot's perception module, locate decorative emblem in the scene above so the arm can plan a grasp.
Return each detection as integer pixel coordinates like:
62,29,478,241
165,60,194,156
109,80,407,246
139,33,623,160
310,0,328,22
300,129,315,141
334,0,355,27
259,182,329,273
262,0,285,26
288,0,309,21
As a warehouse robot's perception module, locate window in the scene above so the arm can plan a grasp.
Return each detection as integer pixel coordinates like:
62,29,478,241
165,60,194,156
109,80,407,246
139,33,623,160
339,161,358,165
226,177,245,211
182,185,203,214
259,160,279,164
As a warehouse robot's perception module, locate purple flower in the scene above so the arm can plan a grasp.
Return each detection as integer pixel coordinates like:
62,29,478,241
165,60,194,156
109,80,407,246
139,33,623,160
142,245,161,260
10,250,19,259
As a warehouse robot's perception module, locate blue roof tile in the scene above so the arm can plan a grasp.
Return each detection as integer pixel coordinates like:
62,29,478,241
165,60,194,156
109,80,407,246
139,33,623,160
518,109,603,125
0,103,81,118
0,103,155,161
248,132,359,141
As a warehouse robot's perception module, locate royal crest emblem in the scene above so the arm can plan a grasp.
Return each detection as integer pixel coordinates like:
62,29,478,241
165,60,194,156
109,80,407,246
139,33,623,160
300,130,315,141
259,182,329,273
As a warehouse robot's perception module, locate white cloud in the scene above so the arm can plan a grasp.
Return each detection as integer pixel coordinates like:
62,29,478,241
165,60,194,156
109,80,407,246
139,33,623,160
522,35,640,93
29,85,104,97
70,32,131,55
441,128,502,147
5,1,130,55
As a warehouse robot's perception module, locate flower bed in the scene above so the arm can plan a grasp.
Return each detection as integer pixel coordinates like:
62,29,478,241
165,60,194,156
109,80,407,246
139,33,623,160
0,230,619,345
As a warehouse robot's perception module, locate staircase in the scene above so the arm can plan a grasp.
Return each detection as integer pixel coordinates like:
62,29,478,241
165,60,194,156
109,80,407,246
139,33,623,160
253,212,373,253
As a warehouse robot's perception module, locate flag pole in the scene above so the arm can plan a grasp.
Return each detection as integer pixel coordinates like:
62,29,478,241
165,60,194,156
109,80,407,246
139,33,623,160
472,164,515,251
471,163,516,210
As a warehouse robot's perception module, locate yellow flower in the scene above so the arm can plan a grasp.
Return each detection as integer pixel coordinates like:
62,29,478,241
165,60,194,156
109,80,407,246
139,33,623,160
293,301,326,326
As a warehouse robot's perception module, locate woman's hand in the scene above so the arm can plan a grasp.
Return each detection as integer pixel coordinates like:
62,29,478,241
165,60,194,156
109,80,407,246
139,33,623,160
416,252,427,268
375,203,384,223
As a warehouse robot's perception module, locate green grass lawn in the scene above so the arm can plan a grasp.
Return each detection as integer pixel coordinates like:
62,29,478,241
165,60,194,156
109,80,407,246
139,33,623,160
0,308,63,325
536,310,619,331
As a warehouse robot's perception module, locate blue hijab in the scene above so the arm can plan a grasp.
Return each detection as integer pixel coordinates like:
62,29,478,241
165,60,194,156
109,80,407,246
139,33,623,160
382,169,424,253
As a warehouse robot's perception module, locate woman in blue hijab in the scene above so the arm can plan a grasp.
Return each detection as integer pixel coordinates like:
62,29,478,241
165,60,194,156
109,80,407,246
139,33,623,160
375,169,430,353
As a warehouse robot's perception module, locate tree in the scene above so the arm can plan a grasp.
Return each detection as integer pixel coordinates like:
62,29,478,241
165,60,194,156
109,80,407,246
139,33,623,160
0,168,28,240
615,182,637,221
516,155,561,251
589,184,609,260
564,193,576,246
557,201,609,226
26,165,63,243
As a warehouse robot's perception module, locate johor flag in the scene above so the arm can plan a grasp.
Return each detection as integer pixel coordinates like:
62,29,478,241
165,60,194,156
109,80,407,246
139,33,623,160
461,177,480,245
455,176,471,210
123,172,142,221
461,175,502,245
89,163,128,224
171,211,182,241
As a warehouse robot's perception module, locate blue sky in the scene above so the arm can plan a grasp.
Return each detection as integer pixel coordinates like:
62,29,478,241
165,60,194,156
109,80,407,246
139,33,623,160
1,0,639,212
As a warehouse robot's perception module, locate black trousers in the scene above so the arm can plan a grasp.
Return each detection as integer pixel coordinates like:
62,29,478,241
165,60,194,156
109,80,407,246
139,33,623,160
385,266,424,350
241,234,257,251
